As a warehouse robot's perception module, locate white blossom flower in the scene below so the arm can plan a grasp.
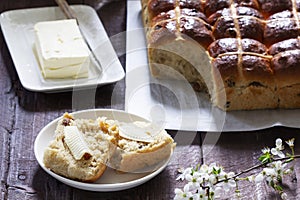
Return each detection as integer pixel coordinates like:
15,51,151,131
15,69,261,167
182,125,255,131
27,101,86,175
271,138,285,158
200,164,209,173
255,173,264,183
221,178,236,192
276,138,284,147
262,147,270,154
214,186,223,198
281,192,288,200
207,163,218,174
208,174,217,184
274,161,287,176
174,184,193,200
185,173,194,182
186,174,200,191
198,187,208,200
284,168,292,175
285,138,295,147
191,194,200,200
216,172,236,192
271,148,285,158
200,173,210,183
218,171,226,179
263,167,277,176
176,167,192,181
247,175,255,182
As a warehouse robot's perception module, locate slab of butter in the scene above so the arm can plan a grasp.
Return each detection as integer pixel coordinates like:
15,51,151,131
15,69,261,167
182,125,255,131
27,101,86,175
34,19,90,79
64,126,92,160
118,121,162,143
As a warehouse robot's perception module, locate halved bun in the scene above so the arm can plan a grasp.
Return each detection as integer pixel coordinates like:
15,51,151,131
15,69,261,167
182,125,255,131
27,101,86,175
44,113,176,182
43,113,114,182
99,119,176,173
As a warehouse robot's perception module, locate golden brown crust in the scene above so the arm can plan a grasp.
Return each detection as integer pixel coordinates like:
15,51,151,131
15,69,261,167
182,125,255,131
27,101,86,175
208,6,263,25
142,0,300,110
208,38,268,58
108,120,176,173
86,165,107,183
273,50,300,87
149,9,213,48
43,117,113,183
112,141,175,173
259,0,294,17
264,19,299,47
269,38,300,55
44,115,176,182
204,0,260,17
213,16,264,42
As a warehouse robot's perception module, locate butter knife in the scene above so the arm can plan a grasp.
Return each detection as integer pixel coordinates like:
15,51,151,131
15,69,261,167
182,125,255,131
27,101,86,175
55,0,103,74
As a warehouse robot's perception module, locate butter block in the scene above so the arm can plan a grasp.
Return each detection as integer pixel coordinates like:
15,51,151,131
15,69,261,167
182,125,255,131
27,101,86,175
34,19,90,78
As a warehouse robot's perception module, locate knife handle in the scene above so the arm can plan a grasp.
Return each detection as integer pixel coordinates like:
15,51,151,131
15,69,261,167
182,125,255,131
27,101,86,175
55,0,103,74
55,0,77,20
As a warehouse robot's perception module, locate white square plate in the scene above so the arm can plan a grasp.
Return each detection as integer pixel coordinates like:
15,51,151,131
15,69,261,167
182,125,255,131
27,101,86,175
0,5,125,92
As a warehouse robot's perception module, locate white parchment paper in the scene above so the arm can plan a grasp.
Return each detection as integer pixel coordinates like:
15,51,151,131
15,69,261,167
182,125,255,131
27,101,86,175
125,1,300,132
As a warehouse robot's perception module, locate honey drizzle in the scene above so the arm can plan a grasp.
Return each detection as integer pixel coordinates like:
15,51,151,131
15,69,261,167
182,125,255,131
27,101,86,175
150,16,211,32
229,0,244,78
213,10,300,31
174,0,183,40
217,51,272,59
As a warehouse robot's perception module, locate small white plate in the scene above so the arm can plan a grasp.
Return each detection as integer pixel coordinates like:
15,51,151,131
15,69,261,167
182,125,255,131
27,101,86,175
0,5,125,92
34,109,172,191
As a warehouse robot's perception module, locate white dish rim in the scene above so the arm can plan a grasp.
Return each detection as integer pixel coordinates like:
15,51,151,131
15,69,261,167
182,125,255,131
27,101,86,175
0,5,125,93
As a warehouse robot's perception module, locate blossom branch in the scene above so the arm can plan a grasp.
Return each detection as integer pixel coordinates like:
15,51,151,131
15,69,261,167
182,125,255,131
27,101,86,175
216,154,300,184
174,138,298,200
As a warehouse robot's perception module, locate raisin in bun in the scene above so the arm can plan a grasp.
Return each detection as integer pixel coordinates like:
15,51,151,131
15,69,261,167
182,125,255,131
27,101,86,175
43,113,115,182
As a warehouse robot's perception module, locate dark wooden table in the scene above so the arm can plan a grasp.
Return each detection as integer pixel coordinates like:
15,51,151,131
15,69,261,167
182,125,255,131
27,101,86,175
0,1,300,199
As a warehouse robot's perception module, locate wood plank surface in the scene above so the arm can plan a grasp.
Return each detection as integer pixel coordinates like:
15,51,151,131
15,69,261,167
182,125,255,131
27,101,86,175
0,23,17,200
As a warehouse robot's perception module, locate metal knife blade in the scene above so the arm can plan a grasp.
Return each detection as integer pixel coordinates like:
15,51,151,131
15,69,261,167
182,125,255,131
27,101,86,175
55,0,103,74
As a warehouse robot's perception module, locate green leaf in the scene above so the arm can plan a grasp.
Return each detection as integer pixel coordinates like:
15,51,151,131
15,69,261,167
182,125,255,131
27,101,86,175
277,175,282,183
270,180,275,189
275,185,283,192
218,168,221,174
212,167,220,175
259,154,271,164
195,164,200,171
